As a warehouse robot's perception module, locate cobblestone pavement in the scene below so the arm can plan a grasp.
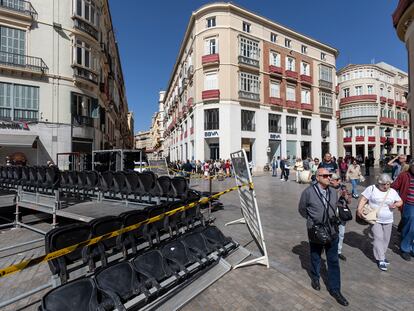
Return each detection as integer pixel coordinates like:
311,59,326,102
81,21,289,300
1,169,413,310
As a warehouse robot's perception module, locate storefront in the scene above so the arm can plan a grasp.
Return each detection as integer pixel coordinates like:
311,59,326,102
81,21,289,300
204,130,220,160
268,133,281,163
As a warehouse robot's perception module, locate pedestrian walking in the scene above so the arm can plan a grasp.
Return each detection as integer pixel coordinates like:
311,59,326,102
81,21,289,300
357,174,403,271
310,158,319,182
391,160,414,261
271,157,278,177
338,157,348,182
388,154,409,181
294,157,304,183
280,157,285,181
346,160,363,198
318,152,339,175
364,156,371,176
298,168,348,306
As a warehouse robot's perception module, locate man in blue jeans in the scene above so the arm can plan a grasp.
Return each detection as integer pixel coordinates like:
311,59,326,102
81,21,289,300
299,168,349,306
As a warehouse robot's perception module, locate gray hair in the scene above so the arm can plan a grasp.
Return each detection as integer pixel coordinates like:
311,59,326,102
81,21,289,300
377,173,392,185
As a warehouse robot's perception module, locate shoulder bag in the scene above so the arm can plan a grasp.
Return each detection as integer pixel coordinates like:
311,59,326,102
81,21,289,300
337,196,353,222
357,187,389,225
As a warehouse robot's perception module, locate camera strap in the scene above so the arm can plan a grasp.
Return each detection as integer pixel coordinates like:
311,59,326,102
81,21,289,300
312,185,337,225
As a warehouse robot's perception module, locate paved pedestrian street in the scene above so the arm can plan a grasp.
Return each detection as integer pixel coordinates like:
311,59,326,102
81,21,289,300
1,173,414,310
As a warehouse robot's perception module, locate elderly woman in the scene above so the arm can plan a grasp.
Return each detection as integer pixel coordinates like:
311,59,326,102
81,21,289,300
357,174,403,271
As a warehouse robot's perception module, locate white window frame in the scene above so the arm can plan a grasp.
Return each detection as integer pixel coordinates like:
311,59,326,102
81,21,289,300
343,88,350,98
242,21,251,33
321,52,326,60
286,85,296,101
73,38,97,71
301,45,307,54
319,64,332,82
204,37,218,55
206,17,216,28
301,89,310,104
344,128,352,138
319,91,332,107
269,51,280,67
73,0,99,28
240,72,260,94
239,37,259,60
286,56,295,71
355,127,365,136
270,81,280,98
300,61,309,75
204,72,218,90
270,33,277,43
285,38,291,48
367,85,373,94
355,86,363,96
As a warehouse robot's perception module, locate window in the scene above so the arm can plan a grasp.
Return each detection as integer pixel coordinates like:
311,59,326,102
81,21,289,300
0,82,39,121
320,91,332,107
355,127,364,136
269,51,280,67
72,93,98,120
204,37,217,55
286,85,296,101
343,88,350,98
321,121,330,137
74,0,99,28
285,38,291,48
241,110,255,131
300,62,309,75
0,26,25,65
344,128,352,138
367,127,374,136
380,127,385,137
270,81,280,98
321,52,326,60
270,33,277,43
319,65,332,82
286,57,295,71
73,39,97,70
367,85,373,94
239,37,259,60
381,108,387,117
204,108,219,130
240,72,259,94
242,22,251,33
397,129,401,138
204,72,218,90
286,116,297,134
301,89,310,104
380,87,384,96
301,118,311,135
301,45,308,54
206,17,216,28
355,86,362,96
268,113,281,133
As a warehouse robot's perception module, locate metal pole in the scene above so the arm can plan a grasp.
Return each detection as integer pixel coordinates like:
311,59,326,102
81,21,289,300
208,176,213,221
16,222,47,235
0,237,44,253
0,282,52,309
14,187,21,229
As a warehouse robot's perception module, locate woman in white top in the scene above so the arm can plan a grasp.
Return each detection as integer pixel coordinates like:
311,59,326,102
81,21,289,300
357,174,403,271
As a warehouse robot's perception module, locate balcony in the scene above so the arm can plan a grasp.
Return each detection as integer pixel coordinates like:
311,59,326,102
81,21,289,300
285,70,298,81
301,103,313,111
301,128,312,135
380,96,387,104
241,124,256,131
396,100,402,107
397,138,402,144
319,80,333,90
73,65,98,84
239,90,260,101
403,120,409,126
404,139,408,144
269,65,283,76
343,137,352,143
202,89,220,101
380,117,396,125
389,138,395,144
401,102,408,109
380,137,387,144
397,119,403,125
340,95,377,105
319,106,333,115
187,97,194,109
321,130,330,138
0,51,48,75
287,128,297,134
355,136,365,142
187,65,194,79
73,17,99,41
269,97,283,107
286,100,300,109
300,74,312,85
73,115,94,127
387,98,394,105
368,136,376,142
202,54,219,66
238,55,259,68
0,0,37,21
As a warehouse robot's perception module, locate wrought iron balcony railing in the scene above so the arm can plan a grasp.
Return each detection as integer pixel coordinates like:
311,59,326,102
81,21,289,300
73,115,94,127
73,17,99,40
239,90,260,101
73,65,98,84
0,0,37,19
238,55,259,67
0,50,48,73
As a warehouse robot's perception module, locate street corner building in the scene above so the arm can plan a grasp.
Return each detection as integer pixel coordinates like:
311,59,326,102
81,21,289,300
0,0,133,168
337,62,410,165
160,2,339,171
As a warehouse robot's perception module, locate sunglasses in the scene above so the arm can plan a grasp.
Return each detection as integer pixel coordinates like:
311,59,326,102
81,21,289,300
318,174,332,178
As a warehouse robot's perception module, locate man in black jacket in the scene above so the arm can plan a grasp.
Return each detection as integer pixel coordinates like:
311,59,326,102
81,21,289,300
298,168,349,306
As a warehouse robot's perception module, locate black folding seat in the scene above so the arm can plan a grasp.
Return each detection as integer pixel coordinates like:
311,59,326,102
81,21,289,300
86,216,124,269
41,167,60,193
77,171,87,196
171,176,189,200
113,171,126,198
144,205,167,245
28,166,38,191
99,171,114,197
36,166,47,192
95,261,148,310
197,226,237,256
60,171,69,193
45,223,92,283
39,277,112,311
123,171,139,198
0,166,5,188
12,165,22,186
165,201,186,236
157,176,177,200
160,239,200,276
67,170,78,194
137,172,162,202
20,166,29,189
132,250,175,291
118,209,148,257
5,166,14,187
180,231,215,261
84,170,99,196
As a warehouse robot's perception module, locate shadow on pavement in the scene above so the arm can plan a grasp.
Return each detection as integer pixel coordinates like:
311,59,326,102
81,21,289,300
343,227,376,263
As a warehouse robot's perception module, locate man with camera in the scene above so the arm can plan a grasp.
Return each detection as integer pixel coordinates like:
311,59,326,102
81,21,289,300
298,168,349,306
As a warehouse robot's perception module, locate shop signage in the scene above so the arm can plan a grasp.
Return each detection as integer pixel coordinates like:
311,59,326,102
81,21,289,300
269,133,281,140
0,121,30,131
204,130,219,138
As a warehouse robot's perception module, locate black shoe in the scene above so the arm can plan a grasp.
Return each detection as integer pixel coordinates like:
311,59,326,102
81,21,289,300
401,252,411,261
311,279,320,291
338,254,347,261
330,291,349,306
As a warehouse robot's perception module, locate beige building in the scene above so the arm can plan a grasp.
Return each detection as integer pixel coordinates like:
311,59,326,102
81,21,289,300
337,63,409,163
161,2,339,169
135,131,151,150
394,0,414,155
0,0,133,169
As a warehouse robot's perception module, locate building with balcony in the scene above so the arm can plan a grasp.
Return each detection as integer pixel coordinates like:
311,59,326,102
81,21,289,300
0,0,132,168
160,3,338,170
394,0,414,155
337,62,409,164
134,130,151,150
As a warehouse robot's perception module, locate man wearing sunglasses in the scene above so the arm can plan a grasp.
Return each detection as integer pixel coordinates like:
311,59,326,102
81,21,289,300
299,168,349,306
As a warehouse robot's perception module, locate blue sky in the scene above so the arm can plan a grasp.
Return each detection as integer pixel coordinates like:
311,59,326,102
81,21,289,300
109,0,406,132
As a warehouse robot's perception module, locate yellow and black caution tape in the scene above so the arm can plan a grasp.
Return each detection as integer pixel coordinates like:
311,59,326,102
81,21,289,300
0,182,253,279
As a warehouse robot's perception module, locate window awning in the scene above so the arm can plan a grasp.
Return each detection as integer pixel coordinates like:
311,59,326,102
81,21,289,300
0,134,38,147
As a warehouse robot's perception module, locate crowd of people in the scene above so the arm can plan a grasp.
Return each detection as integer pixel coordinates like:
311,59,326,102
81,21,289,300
298,152,413,307
169,159,233,179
